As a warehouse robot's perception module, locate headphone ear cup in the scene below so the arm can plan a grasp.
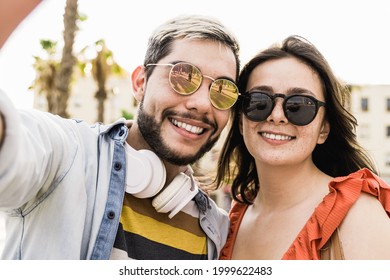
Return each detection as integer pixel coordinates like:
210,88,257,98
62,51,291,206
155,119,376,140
152,173,189,211
152,172,199,219
125,144,166,198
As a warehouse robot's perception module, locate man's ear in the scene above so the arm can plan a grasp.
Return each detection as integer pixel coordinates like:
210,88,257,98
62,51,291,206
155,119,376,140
318,119,330,144
131,65,146,102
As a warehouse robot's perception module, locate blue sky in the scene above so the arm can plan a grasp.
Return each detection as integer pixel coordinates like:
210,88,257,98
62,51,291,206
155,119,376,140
1,0,389,109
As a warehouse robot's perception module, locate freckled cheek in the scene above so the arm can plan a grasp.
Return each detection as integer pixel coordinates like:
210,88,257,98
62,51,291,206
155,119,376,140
295,130,320,153
241,120,257,133
241,125,257,149
299,126,321,140
292,144,309,156
243,132,260,156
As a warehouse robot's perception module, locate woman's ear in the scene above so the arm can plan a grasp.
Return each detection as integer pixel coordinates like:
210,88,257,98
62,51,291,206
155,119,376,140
318,119,330,144
131,65,146,102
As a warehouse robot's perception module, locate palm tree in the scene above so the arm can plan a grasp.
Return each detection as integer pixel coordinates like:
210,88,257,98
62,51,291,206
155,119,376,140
54,0,78,118
30,0,79,117
90,39,126,123
31,1,127,123
30,40,58,112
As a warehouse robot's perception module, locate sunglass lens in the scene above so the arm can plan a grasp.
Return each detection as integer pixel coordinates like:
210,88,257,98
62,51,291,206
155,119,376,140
209,80,239,110
285,96,317,125
169,63,202,95
243,92,273,121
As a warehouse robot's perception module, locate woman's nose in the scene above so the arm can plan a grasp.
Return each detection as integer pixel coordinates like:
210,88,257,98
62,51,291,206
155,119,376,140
266,98,288,125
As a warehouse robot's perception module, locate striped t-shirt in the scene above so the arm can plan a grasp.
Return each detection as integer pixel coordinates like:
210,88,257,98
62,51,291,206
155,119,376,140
110,192,207,259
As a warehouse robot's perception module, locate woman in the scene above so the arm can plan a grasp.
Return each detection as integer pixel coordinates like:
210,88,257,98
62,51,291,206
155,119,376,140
216,35,390,259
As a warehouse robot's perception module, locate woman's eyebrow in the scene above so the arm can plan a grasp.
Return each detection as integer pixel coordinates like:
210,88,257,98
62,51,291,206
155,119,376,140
247,85,274,93
287,87,316,96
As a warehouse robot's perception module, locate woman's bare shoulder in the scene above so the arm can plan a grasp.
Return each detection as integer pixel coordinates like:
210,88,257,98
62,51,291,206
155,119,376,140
340,192,390,259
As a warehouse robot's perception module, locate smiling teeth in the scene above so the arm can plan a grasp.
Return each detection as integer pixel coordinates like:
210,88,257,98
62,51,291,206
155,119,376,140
172,119,204,134
261,132,292,141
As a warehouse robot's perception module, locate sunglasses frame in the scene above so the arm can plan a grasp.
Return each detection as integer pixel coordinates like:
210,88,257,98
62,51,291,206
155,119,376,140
146,62,240,110
242,91,326,126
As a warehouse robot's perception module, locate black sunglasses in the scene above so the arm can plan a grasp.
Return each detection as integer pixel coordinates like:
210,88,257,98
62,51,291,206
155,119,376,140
242,91,326,126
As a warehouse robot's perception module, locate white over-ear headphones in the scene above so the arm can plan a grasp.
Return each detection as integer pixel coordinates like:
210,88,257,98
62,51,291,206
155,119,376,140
152,172,198,219
125,143,199,218
125,143,166,198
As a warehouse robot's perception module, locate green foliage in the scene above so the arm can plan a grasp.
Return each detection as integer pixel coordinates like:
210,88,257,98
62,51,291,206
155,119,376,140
78,13,88,22
121,109,134,120
39,39,57,55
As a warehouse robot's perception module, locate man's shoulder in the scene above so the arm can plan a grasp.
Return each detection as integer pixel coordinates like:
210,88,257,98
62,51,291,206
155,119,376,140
195,190,228,219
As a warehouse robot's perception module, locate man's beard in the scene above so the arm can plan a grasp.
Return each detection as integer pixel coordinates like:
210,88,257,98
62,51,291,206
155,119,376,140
137,102,219,166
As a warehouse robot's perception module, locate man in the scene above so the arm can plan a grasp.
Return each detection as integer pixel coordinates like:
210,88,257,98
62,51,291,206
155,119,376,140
0,15,240,259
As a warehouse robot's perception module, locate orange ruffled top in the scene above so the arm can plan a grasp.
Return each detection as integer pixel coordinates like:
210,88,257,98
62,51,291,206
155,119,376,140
219,168,390,260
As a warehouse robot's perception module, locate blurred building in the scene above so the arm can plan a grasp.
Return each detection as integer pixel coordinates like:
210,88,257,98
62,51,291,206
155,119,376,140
350,85,390,182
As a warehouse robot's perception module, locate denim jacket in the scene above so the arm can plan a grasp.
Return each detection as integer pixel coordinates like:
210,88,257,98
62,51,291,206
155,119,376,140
0,91,229,259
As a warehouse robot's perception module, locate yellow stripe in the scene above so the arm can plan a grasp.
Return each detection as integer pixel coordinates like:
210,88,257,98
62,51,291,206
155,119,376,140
120,205,207,255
